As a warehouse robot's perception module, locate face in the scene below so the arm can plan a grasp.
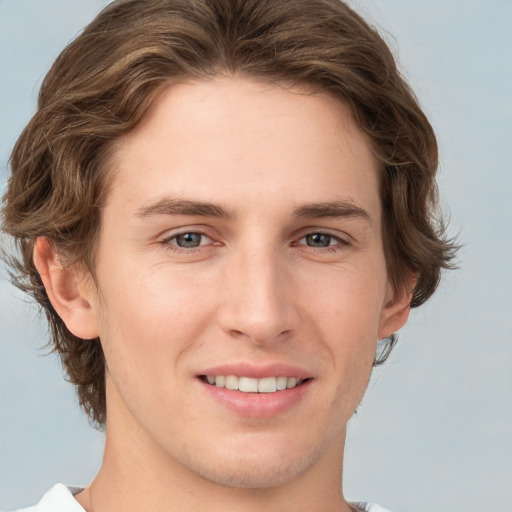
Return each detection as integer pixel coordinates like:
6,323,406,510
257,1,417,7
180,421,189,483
76,77,409,488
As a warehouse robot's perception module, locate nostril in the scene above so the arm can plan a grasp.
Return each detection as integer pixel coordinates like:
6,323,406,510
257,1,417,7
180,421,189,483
227,328,294,345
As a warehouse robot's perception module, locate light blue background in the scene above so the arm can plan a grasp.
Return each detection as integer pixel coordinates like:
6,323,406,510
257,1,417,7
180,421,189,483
1,1,511,511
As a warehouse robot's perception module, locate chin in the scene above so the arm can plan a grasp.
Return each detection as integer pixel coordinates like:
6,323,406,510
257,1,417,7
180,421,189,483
179,438,325,490
195,458,310,489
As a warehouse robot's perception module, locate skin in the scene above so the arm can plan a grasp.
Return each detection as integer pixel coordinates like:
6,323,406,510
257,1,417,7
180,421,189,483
34,77,412,512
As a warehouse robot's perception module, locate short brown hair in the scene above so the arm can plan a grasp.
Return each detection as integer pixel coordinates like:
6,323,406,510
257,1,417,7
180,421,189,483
2,0,457,425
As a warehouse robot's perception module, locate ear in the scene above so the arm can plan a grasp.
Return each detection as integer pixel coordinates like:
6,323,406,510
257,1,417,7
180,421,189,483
378,276,416,339
33,237,99,340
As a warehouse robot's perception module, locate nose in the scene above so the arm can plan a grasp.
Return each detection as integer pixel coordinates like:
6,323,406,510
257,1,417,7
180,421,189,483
217,243,300,346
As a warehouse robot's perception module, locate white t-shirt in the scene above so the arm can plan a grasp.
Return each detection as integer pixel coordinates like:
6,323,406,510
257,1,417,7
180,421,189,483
11,484,394,512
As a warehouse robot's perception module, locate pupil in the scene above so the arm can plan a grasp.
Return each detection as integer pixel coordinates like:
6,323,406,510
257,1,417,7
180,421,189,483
176,233,201,248
307,233,331,247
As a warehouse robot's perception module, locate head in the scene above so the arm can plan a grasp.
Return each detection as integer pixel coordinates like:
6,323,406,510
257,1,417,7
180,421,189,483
2,0,455,434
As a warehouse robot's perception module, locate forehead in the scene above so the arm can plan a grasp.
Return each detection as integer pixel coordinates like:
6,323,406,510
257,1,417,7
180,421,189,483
106,77,379,218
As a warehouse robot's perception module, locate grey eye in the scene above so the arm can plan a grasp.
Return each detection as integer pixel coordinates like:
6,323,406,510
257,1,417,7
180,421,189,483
174,233,204,248
305,233,333,247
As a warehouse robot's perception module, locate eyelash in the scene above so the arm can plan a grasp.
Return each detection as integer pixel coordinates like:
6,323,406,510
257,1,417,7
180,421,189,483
161,230,213,253
160,229,351,254
294,231,351,253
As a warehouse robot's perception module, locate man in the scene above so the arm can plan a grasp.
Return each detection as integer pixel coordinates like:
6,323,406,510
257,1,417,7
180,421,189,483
2,0,456,511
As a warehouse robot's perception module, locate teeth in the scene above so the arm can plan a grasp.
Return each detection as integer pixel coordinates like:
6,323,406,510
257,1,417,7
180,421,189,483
239,377,258,393
225,375,238,390
258,377,276,393
287,377,297,388
206,375,304,393
276,376,287,390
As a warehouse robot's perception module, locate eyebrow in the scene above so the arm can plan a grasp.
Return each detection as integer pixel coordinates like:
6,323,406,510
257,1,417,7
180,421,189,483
293,201,372,223
135,197,371,223
135,198,232,219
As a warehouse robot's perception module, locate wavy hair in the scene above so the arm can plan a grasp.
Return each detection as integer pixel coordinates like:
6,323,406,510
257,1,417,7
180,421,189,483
2,0,457,425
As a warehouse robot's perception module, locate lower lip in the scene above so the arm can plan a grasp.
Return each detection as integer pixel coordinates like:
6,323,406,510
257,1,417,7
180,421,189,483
198,378,312,418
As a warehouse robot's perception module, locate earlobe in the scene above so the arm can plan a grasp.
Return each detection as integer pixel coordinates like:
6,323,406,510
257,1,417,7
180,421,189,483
33,237,99,340
378,277,416,339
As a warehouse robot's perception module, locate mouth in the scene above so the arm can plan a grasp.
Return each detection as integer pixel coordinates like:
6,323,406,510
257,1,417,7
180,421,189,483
200,375,309,393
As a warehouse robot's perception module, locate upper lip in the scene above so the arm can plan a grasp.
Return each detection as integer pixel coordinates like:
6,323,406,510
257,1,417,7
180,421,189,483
197,363,313,380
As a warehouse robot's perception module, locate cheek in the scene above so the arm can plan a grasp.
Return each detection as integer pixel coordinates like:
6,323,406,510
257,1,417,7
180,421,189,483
93,262,214,384
301,259,386,389
306,259,387,336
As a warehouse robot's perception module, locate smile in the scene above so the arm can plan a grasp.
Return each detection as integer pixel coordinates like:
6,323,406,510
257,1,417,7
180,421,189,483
203,375,306,393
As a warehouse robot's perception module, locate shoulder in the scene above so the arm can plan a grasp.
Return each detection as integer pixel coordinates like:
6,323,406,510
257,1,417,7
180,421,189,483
366,505,394,512
7,484,85,512
351,502,395,512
